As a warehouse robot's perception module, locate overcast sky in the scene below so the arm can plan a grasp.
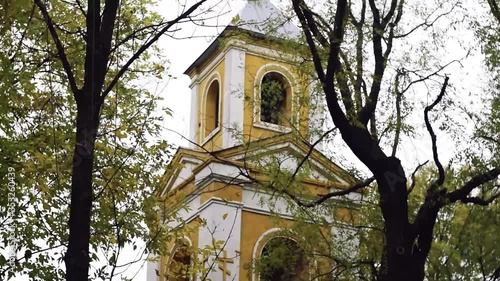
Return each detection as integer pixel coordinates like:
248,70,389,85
156,0,247,148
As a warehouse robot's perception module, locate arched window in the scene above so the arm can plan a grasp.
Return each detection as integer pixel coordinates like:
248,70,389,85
260,73,289,125
205,79,220,138
258,237,308,281
168,242,191,281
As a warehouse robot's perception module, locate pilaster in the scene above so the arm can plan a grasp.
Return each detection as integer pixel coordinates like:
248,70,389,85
222,47,246,148
189,81,200,148
198,200,242,281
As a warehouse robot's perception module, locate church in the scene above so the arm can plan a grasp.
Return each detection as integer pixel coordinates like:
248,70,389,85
147,1,360,280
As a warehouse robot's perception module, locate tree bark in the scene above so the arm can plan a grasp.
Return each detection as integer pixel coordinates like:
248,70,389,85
290,0,500,280
64,95,102,281
342,129,436,281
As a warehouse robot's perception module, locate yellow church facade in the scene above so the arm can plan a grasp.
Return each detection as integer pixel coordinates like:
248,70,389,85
147,1,360,280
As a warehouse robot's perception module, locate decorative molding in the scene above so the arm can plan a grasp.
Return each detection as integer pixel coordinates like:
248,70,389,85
188,42,247,87
162,156,204,196
250,228,300,281
188,39,298,87
253,121,292,133
196,173,249,191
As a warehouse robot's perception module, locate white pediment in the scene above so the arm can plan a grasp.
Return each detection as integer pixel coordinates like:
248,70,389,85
228,140,349,185
162,155,204,195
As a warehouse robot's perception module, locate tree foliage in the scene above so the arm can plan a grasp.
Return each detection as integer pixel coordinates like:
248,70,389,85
0,0,214,279
245,0,500,280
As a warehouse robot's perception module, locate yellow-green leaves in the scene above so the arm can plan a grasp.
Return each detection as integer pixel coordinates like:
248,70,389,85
0,0,176,278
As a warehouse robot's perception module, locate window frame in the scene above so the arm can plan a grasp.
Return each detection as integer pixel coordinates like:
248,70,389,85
253,64,296,133
251,228,311,281
260,73,288,125
258,236,308,281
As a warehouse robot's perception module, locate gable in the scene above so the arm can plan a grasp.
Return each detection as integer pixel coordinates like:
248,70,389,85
215,135,356,188
161,134,357,197
161,149,207,195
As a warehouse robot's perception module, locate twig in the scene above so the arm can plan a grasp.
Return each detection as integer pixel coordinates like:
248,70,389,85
101,0,208,100
424,76,449,186
407,160,429,195
284,177,375,208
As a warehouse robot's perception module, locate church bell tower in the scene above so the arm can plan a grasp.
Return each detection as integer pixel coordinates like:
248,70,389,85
184,0,311,152
147,1,358,280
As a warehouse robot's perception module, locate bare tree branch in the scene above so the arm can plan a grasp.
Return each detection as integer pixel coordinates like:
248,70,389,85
292,0,326,81
476,134,500,146
337,51,355,115
358,0,388,125
487,0,500,23
382,0,399,27
424,76,449,186
407,161,429,195
391,69,403,157
353,0,366,113
9,4,36,63
289,127,337,183
283,177,375,208
109,21,167,54
400,59,459,94
394,1,457,39
101,0,208,100
60,0,87,17
299,2,330,47
357,0,404,127
101,0,120,56
443,167,500,205
320,0,354,133
459,193,500,205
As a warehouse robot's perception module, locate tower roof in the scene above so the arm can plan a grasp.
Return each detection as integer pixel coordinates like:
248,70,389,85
231,0,300,38
184,0,300,76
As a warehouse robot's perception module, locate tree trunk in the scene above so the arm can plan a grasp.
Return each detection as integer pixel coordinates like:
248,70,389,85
377,219,437,281
374,162,440,281
373,163,413,281
64,96,101,281
338,127,430,281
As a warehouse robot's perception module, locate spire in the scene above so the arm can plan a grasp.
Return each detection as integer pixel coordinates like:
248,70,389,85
230,0,300,38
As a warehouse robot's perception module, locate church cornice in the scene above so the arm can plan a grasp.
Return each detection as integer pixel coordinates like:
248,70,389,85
160,134,360,199
184,26,303,79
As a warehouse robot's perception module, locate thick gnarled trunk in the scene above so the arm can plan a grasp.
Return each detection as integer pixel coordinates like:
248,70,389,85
374,163,440,281
340,125,437,281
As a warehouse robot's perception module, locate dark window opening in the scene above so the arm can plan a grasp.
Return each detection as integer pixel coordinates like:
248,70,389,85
205,80,220,137
260,73,287,125
168,242,191,281
258,238,308,281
